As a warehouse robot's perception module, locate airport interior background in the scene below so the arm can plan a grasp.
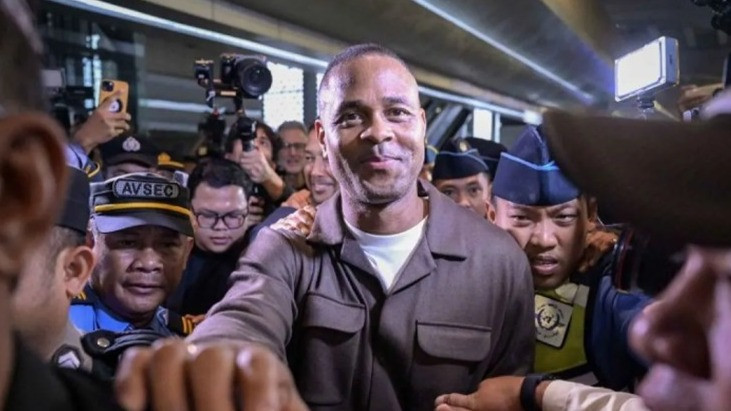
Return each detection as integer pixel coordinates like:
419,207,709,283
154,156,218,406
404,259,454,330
40,0,731,155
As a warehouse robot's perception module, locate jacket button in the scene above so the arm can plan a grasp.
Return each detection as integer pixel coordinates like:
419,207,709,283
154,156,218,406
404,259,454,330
96,337,111,348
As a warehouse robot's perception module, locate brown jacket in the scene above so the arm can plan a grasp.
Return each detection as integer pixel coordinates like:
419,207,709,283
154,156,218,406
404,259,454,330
191,182,535,410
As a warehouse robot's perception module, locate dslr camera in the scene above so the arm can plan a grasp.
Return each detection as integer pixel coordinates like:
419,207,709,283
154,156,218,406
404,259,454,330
193,54,272,158
194,54,273,109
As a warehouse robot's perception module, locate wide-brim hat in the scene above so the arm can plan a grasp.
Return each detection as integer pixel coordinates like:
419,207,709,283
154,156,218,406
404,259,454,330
541,110,731,246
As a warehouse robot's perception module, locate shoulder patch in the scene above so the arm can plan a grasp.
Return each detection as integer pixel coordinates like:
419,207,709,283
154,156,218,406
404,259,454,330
71,288,96,305
271,205,317,237
166,311,203,336
52,345,84,370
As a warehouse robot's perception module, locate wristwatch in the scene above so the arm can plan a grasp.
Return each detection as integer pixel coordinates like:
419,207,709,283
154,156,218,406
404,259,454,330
519,373,554,411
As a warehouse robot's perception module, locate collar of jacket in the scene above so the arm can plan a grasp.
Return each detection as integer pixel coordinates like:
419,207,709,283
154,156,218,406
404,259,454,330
306,179,469,260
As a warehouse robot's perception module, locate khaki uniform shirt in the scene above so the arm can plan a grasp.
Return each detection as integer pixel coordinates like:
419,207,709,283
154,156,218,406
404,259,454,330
191,182,535,410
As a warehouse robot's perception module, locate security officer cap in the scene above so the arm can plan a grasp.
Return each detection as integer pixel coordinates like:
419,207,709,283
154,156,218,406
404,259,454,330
99,135,159,167
463,137,507,178
492,126,580,206
58,166,91,234
432,138,489,181
90,172,193,236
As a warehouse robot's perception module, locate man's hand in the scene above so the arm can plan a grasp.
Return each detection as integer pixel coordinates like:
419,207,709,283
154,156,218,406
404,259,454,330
677,84,721,117
230,141,276,184
578,228,618,273
434,376,525,411
115,339,308,411
72,91,131,153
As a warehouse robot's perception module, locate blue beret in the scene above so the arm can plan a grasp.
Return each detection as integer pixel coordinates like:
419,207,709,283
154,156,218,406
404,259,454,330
492,126,580,206
432,139,489,181
464,137,506,177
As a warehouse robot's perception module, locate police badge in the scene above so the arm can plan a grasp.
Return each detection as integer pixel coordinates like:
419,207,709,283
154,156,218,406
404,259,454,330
535,294,573,348
122,136,141,152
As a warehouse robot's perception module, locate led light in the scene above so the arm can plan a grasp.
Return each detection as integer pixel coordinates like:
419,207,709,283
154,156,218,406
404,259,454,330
614,37,679,101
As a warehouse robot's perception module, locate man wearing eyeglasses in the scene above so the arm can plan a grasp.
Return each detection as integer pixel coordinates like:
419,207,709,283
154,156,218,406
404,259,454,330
277,120,308,191
166,157,254,316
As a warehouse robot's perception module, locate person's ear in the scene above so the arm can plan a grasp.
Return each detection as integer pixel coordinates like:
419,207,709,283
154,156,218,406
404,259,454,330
61,245,96,298
487,202,497,223
0,114,67,279
315,118,328,160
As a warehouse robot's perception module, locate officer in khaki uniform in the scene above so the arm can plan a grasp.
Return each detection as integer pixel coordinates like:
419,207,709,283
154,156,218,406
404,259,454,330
70,172,196,339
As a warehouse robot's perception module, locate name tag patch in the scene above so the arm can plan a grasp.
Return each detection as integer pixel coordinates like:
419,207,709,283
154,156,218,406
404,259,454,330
535,294,573,348
113,179,180,199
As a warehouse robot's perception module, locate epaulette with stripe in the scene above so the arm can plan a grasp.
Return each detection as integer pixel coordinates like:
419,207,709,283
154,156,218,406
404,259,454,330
165,310,199,336
71,285,98,305
84,161,101,179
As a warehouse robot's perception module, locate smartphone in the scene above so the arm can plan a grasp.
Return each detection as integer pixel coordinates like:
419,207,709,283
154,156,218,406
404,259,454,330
98,79,129,113
614,36,679,102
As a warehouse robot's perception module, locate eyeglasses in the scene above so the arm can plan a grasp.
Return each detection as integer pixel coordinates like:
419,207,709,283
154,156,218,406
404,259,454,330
193,210,248,229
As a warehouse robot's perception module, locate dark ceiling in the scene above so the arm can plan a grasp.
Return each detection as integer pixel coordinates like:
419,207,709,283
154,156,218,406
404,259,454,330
227,0,729,112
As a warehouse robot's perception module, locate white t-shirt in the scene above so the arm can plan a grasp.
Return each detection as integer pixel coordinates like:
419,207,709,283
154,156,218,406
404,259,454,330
345,218,427,291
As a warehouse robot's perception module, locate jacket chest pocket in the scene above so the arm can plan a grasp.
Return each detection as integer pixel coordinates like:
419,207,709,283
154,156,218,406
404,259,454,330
290,293,365,406
410,321,493,400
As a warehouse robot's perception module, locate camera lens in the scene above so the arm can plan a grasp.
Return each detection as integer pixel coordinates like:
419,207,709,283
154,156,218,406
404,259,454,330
234,58,272,98
101,81,114,92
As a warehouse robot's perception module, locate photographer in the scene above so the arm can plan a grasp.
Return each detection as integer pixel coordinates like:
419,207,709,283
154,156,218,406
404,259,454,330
277,120,308,191
225,120,294,217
